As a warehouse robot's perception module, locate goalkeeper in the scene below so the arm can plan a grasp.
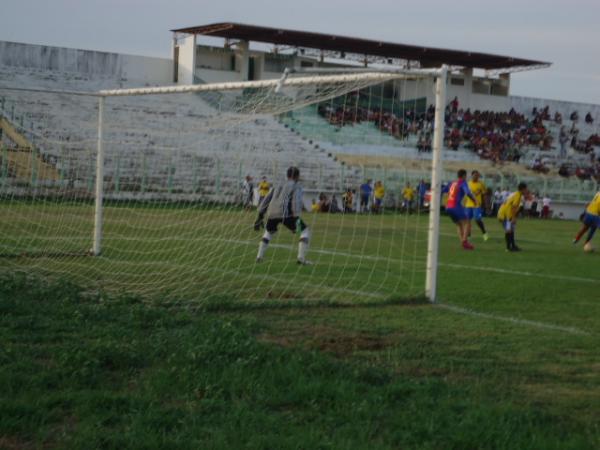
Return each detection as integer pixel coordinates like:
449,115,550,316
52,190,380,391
254,166,312,265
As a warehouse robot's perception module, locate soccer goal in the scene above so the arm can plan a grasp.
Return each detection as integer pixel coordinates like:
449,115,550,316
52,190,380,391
0,66,447,304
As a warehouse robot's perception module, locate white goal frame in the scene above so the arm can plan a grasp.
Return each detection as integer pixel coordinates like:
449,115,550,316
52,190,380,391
90,66,448,302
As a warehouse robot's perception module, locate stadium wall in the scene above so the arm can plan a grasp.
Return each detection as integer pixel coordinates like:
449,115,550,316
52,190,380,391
0,41,172,86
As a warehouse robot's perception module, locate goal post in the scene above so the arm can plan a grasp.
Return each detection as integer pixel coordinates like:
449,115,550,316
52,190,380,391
0,67,447,304
426,65,448,303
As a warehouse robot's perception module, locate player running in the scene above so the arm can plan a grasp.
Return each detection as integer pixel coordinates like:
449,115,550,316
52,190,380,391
465,170,489,241
573,191,600,247
497,182,528,252
254,166,311,265
445,169,478,250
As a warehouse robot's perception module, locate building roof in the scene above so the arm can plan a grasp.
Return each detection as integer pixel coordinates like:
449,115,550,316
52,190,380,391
171,22,550,72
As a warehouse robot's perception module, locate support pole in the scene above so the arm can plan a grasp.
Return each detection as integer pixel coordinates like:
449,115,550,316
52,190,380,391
425,66,448,303
92,96,105,256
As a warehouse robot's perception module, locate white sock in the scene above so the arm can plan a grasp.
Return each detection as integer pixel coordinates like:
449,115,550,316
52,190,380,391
257,231,273,259
297,228,310,261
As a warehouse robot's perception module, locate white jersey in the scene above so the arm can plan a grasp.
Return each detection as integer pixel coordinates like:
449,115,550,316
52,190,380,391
259,180,303,220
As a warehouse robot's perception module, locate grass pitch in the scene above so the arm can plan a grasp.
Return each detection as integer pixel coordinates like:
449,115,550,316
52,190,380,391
0,203,599,448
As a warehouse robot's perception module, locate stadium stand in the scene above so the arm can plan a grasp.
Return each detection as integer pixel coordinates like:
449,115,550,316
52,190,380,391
0,66,362,203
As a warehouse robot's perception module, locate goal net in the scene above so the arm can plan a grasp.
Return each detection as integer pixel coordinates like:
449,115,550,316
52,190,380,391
0,69,445,305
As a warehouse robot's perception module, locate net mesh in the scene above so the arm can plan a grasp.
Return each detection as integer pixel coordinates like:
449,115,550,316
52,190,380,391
0,72,433,304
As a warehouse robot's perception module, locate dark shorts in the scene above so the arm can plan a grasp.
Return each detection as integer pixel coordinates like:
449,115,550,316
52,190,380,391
360,195,370,206
266,217,307,234
447,207,467,224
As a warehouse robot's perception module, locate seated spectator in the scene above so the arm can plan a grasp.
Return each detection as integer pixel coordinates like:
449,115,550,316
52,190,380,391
585,112,594,124
329,195,341,213
311,198,320,213
570,111,579,122
558,164,571,177
417,131,432,152
342,189,354,213
554,111,562,124
318,193,330,213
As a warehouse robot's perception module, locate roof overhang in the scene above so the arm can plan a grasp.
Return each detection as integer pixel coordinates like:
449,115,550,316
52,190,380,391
172,22,551,73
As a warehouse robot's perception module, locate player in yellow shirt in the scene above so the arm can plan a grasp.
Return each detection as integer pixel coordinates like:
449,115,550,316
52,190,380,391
373,181,385,213
497,182,528,252
573,192,600,247
401,182,415,214
465,170,489,241
257,176,271,205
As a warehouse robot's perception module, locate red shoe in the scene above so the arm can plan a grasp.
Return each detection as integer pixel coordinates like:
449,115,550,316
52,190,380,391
462,241,475,250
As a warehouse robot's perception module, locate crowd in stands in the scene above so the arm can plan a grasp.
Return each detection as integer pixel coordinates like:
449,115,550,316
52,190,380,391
317,97,600,180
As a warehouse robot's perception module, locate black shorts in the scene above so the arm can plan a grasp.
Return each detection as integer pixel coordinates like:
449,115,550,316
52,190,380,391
360,195,369,206
266,217,307,234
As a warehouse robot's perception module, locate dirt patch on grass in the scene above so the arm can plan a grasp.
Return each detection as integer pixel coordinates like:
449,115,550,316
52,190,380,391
258,324,391,357
0,435,34,450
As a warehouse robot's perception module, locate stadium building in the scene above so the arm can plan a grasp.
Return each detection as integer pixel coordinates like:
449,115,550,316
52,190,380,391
0,23,599,219
171,22,549,112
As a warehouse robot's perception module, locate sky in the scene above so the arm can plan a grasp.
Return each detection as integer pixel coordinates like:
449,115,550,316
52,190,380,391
1,0,599,104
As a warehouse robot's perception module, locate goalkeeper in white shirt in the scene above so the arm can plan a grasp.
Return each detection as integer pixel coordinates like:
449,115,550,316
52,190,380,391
254,166,312,265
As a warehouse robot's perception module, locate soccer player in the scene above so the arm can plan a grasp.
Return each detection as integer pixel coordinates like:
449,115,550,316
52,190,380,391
373,181,385,213
465,170,489,241
573,192,600,247
254,167,311,265
401,182,415,214
257,176,270,206
445,169,478,250
497,182,529,252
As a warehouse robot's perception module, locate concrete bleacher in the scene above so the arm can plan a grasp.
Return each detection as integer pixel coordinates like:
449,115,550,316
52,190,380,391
0,65,360,202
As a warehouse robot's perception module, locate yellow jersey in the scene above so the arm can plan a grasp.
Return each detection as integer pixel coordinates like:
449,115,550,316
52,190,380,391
465,180,486,208
311,202,320,213
402,187,415,200
374,186,385,199
258,181,270,197
586,192,600,215
498,191,523,221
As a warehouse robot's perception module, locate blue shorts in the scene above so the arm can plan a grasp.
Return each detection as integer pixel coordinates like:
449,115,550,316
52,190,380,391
447,207,467,223
465,207,483,221
583,212,600,228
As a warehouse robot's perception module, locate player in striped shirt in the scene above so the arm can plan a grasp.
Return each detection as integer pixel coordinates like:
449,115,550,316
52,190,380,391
445,169,478,250
573,192,600,246
497,182,528,252
254,166,311,265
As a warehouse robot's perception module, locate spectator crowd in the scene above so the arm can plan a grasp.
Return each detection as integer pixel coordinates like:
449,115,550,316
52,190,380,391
317,97,600,181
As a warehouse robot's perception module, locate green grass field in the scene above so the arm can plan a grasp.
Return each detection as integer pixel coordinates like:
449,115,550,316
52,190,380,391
1,202,599,448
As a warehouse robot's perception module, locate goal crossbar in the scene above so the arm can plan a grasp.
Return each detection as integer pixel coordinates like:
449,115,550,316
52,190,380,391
98,69,442,97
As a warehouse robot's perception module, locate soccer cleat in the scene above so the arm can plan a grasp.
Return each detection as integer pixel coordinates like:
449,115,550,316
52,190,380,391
462,241,475,250
297,259,313,266
256,257,263,263
483,233,489,242
512,246,522,252
572,238,579,245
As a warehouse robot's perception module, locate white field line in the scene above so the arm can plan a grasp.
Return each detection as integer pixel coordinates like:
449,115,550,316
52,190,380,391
436,303,591,336
223,237,599,285
212,237,593,335
440,263,600,284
